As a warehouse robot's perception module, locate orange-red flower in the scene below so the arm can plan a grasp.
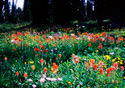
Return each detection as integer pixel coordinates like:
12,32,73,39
76,58,80,64
102,32,107,37
44,67,47,74
120,66,124,71
13,49,16,51
88,43,91,47
23,73,27,78
100,68,103,74
93,64,97,71
89,59,95,67
72,54,75,60
107,68,110,77
31,65,35,70
41,50,43,53
26,43,29,47
15,37,18,41
51,67,54,72
52,62,58,69
99,61,103,68
42,45,45,49
40,59,44,65
45,49,48,53
58,54,61,58
34,48,39,52
16,71,19,76
85,62,89,70
112,62,118,71
4,57,7,60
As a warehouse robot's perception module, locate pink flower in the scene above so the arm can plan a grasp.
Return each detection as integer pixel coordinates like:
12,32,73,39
55,48,57,50
40,78,45,83
58,78,63,81
32,84,36,88
43,74,46,78
50,78,57,81
46,77,51,81
110,52,114,55
28,78,33,82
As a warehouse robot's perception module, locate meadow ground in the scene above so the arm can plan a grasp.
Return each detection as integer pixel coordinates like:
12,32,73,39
0,25,125,88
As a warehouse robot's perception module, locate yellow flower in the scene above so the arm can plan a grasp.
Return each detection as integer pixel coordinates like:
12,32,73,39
53,69,58,73
120,61,123,65
96,50,98,52
118,57,120,60
29,61,34,64
24,62,27,64
112,59,115,62
104,55,111,60
68,81,71,84
104,65,106,68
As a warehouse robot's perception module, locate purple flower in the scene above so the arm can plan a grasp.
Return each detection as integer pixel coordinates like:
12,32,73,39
40,78,45,83
54,33,58,36
28,78,33,82
32,84,36,88
58,78,63,81
50,78,57,82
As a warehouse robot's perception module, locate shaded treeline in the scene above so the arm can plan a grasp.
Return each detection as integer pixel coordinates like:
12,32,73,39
29,0,125,27
0,0,125,27
0,0,31,23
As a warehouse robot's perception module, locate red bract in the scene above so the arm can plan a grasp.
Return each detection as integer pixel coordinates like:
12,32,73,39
40,59,44,65
100,68,103,74
120,66,124,71
76,58,80,64
85,62,89,70
99,61,103,68
41,50,43,53
112,63,118,70
88,43,91,47
23,73,27,78
42,45,45,49
45,49,48,53
16,71,19,76
13,49,16,51
52,62,58,69
102,32,107,37
34,48,39,52
89,38,92,42
44,68,47,74
90,59,95,67
15,37,18,41
93,64,97,71
58,54,61,58
98,43,103,49
107,68,110,77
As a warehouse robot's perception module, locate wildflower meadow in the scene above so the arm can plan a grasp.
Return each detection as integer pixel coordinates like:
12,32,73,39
0,26,125,88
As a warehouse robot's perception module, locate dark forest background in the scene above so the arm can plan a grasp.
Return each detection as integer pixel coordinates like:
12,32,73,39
0,0,125,27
